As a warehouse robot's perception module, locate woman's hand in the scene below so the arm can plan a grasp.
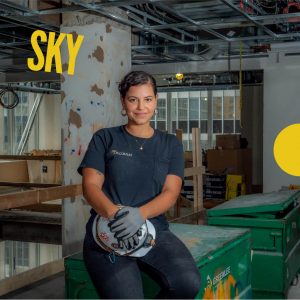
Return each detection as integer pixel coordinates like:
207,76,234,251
108,206,145,239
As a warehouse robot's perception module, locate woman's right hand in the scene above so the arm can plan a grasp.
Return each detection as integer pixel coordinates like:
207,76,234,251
108,206,144,239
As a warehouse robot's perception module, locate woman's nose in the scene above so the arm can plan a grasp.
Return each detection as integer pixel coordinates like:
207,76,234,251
137,100,144,109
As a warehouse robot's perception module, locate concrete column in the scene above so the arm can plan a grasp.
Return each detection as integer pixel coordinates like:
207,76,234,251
263,55,300,192
0,106,4,153
61,11,131,255
241,85,263,187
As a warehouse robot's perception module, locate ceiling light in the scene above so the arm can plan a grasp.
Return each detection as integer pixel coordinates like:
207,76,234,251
175,73,184,80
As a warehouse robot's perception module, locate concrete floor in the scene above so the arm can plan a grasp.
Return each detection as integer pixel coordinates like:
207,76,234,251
288,276,300,299
2,271,300,299
1,272,65,299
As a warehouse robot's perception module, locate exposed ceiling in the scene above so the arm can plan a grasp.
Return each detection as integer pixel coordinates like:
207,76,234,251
0,0,300,82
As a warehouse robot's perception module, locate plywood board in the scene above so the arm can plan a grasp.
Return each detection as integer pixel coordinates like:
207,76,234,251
0,160,29,182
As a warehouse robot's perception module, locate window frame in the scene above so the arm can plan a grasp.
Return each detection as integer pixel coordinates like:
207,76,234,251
154,88,241,150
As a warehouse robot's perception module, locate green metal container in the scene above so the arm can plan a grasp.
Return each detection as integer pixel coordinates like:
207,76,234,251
207,190,300,299
65,223,251,299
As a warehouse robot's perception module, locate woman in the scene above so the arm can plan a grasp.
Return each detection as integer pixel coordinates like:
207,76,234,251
78,70,201,299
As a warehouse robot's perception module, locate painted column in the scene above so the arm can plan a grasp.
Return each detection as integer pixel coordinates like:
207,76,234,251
61,12,131,255
0,107,4,153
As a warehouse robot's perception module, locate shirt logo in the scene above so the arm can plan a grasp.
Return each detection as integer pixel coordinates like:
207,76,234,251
111,149,132,157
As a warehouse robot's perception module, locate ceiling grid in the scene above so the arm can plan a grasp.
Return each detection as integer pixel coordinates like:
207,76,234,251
0,0,299,76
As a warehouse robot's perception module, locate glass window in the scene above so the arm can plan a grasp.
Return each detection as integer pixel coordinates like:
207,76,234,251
170,96,177,134
200,91,208,135
223,90,234,120
224,120,234,133
157,98,166,120
171,93,177,120
213,120,222,133
0,91,38,154
201,120,208,134
178,97,187,134
5,241,11,265
178,98,187,120
178,121,188,133
155,88,241,150
16,241,29,267
212,91,222,120
200,93,208,120
189,120,199,133
189,97,199,120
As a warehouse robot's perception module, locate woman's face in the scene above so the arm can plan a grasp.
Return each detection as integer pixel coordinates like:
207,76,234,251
122,83,157,126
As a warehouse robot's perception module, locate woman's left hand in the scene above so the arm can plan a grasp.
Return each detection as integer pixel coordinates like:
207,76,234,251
108,206,144,239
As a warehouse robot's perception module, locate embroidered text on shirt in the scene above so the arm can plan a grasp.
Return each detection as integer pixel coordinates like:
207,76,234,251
111,150,133,157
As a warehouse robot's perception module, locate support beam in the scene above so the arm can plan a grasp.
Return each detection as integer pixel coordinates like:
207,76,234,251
221,0,277,38
154,2,230,41
17,94,44,155
70,0,186,44
0,154,61,160
0,184,82,211
3,71,60,83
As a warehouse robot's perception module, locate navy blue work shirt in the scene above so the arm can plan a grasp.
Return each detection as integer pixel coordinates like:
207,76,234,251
78,125,184,231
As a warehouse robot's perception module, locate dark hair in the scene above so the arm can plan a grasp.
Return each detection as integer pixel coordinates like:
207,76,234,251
118,71,157,98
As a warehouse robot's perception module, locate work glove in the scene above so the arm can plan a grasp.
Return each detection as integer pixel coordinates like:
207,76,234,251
118,233,139,250
108,206,144,240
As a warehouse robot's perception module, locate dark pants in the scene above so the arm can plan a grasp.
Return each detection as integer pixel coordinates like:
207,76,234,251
83,217,201,299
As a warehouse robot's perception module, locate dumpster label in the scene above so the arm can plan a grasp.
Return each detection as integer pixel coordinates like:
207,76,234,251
212,266,230,285
204,266,239,299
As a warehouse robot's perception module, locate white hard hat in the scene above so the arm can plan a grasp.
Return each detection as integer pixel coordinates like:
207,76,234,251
92,214,156,257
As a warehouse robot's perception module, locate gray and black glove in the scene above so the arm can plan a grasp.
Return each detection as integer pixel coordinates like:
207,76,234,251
109,206,144,240
118,234,139,250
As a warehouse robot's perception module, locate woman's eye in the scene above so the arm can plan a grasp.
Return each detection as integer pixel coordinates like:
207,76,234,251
128,98,137,102
145,98,152,102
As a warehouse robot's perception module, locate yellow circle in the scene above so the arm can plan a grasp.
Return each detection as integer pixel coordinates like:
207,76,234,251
175,73,184,80
273,124,300,176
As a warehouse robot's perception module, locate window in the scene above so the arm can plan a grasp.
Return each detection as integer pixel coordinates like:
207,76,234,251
212,90,223,134
5,241,11,265
16,241,29,267
0,91,38,154
157,97,167,132
153,88,241,150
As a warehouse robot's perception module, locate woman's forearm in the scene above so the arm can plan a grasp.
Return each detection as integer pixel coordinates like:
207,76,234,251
139,189,178,220
83,183,119,218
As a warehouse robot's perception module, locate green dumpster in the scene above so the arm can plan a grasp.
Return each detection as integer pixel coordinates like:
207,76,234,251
65,223,251,299
207,190,300,299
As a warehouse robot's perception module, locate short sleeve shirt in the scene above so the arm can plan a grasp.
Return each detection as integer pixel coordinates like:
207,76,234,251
78,125,184,231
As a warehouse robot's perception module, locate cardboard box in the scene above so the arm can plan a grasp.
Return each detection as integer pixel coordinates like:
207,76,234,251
207,149,252,193
216,134,241,149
